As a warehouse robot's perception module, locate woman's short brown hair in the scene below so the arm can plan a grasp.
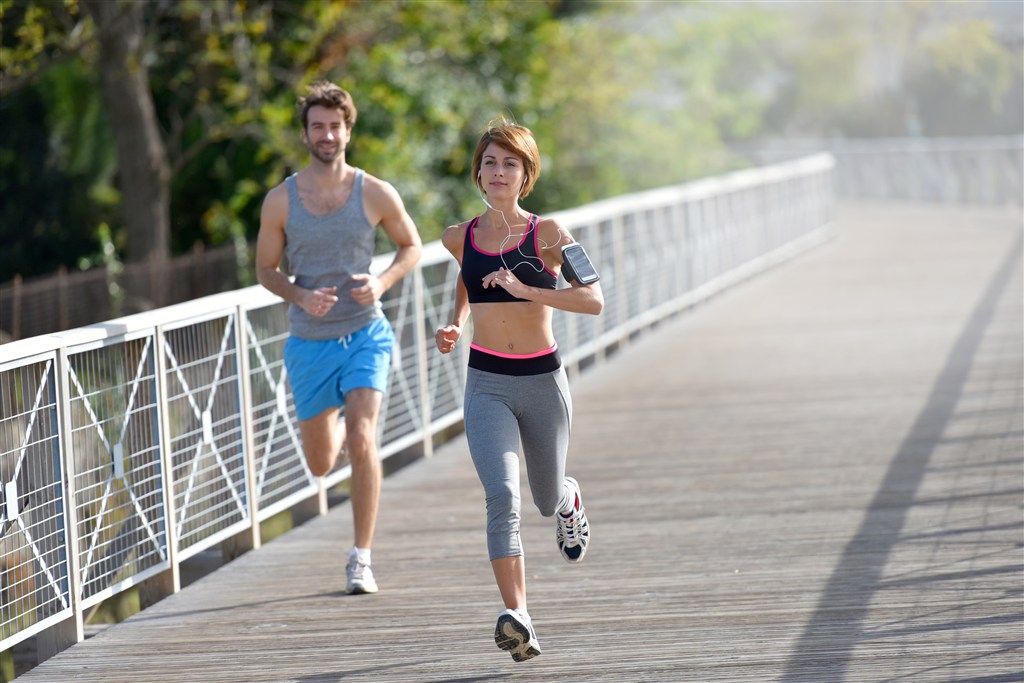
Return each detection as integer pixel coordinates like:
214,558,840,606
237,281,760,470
299,80,358,130
471,117,541,198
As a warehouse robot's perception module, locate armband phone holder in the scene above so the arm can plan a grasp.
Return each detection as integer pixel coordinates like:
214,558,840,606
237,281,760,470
561,243,600,285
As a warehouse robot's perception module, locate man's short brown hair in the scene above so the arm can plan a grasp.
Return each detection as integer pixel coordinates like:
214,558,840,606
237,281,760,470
299,80,357,130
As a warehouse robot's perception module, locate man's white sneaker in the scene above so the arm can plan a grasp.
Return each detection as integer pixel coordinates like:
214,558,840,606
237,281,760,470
346,557,378,595
494,609,541,662
556,476,590,563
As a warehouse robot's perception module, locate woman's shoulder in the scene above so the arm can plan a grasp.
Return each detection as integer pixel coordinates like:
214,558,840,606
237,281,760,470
534,216,572,252
441,218,475,254
444,217,475,237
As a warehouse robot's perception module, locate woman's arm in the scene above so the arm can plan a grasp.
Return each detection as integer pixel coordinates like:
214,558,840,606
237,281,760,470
482,216,604,315
435,277,470,353
435,224,471,353
482,268,604,315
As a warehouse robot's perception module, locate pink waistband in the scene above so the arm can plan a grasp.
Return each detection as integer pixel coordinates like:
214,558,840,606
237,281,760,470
470,342,558,359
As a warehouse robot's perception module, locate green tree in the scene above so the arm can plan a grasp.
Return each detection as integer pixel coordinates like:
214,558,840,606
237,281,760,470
910,17,1021,135
757,0,1022,137
0,0,117,278
1,0,811,284
81,0,171,263
1,0,583,276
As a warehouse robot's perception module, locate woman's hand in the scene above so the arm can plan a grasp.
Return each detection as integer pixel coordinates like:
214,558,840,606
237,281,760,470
482,267,530,300
435,323,462,354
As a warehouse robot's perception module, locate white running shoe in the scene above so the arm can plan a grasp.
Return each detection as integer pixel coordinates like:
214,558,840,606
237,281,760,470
556,477,590,563
346,557,378,595
494,609,541,662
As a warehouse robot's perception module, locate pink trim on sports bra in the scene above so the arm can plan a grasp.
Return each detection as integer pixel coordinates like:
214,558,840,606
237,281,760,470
533,224,558,278
470,218,529,256
470,342,559,359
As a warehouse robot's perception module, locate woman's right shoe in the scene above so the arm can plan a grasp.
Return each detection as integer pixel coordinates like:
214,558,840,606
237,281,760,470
494,609,541,662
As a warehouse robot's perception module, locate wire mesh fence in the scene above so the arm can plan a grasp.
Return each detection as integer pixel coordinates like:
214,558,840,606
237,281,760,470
732,135,1023,206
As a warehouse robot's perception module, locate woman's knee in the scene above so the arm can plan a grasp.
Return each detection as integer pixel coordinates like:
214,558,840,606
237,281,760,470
534,481,564,518
485,481,520,518
535,498,559,518
485,488,522,561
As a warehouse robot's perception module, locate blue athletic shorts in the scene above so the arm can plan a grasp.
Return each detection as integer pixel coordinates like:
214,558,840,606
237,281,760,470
284,317,395,421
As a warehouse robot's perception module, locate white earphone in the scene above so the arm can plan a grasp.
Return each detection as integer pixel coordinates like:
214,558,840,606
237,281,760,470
475,168,553,275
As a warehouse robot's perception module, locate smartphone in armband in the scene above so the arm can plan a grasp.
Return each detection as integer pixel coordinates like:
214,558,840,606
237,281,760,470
561,243,600,285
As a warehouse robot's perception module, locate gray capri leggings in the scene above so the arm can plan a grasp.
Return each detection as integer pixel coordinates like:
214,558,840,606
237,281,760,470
464,363,573,561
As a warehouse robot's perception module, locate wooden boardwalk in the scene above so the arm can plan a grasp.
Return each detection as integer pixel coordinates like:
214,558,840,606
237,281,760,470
17,202,1023,683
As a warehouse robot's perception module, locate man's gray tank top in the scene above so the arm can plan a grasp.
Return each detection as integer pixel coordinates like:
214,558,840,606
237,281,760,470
284,168,382,340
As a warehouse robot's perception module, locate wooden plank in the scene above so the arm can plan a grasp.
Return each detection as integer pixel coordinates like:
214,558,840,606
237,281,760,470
17,202,1023,682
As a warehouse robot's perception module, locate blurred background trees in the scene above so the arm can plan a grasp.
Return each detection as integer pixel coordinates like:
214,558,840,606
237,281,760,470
1,0,1020,284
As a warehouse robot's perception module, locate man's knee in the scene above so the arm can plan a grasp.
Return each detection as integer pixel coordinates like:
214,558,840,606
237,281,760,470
298,408,343,477
304,447,335,477
345,428,377,465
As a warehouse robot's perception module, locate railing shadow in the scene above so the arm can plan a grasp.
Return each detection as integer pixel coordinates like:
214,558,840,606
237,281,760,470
780,232,1023,682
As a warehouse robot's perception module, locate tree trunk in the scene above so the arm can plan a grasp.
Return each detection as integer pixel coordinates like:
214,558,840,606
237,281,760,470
82,0,170,264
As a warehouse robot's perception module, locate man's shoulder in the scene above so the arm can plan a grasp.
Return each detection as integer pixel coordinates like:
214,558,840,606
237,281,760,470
359,169,395,195
261,179,291,217
359,169,406,216
267,171,299,197
267,178,291,196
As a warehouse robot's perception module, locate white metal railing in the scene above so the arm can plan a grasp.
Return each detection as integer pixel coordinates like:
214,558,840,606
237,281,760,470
733,135,1023,206
0,153,836,661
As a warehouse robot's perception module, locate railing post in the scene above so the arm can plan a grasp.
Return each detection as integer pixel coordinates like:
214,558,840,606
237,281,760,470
412,267,433,458
689,200,702,292
136,328,177,608
637,209,653,328
227,306,261,555
36,345,84,663
612,214,628,354
152,324,182,596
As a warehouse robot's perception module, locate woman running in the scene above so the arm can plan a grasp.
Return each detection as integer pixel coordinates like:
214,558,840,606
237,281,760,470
434,118,604,662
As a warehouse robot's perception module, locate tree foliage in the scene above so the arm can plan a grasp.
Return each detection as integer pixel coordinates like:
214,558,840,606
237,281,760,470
760,0,1022,137
1,0,1018,282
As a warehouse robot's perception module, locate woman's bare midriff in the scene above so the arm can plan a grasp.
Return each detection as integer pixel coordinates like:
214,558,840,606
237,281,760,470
470,301,555,354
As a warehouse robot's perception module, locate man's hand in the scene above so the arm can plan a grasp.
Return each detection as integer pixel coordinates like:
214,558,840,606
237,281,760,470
301,286,339,317
350,273,386,306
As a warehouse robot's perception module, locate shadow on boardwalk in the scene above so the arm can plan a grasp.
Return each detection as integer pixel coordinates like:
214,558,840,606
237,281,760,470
17,202,1023,683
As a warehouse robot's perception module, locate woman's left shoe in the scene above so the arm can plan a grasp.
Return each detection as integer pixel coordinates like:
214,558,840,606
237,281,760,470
556,476,590,563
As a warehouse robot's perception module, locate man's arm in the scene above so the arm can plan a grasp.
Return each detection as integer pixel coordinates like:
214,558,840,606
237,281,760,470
255,184,338,315
350,177,423,305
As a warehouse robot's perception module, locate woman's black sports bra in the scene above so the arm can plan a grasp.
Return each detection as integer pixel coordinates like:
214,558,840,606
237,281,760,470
461,214,558,304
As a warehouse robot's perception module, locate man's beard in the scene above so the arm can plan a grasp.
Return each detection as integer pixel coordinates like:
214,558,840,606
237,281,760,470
310,141,342,164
